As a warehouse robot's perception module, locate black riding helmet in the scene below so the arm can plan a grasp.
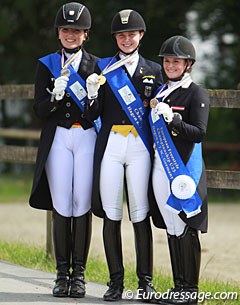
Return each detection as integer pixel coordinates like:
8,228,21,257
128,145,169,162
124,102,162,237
159,35,196,80
55,2,91,30
159,35,196,63
111,9,146,55
111,9,146,34
54,2,91,52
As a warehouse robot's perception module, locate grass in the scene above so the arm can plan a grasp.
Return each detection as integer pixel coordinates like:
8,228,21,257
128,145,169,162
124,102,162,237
0,172,239,304
0,172,239,204
0,241,239,304
0,172,32,203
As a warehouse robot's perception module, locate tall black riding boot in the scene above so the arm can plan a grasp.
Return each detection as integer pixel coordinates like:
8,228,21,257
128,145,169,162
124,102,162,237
168,234,183,291
159,228,201,305
70,211,92,298
133,217,155,303
178,227,201,305
52,210,71,297
103,217,124,301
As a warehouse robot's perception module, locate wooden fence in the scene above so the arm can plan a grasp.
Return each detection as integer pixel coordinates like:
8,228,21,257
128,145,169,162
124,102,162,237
0,84,240,256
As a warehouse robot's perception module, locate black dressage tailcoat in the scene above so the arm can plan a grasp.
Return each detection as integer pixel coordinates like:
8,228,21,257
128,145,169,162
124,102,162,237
29,49,98,210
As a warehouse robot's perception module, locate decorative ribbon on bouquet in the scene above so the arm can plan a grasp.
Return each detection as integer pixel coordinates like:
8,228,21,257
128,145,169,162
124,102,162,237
39,52,101,132
149,81,203,218
97,55,152,154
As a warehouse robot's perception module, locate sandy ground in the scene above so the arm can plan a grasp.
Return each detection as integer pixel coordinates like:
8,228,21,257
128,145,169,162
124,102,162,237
0,203,239,285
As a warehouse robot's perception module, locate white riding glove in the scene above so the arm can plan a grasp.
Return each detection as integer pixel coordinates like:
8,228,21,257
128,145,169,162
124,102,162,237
156,102,174,123
86,73,100,99
53,75,69,101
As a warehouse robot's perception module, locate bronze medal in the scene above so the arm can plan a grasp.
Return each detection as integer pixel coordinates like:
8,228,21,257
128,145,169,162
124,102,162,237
143,100,149,107
99,74,106,85
150,98,158,108
61,68,70,77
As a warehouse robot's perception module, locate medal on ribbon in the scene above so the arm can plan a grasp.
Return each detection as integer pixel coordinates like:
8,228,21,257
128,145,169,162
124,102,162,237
97,52,138,86
61,49,82,76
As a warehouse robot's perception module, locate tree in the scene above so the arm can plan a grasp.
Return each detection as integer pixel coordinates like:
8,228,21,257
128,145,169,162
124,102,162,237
191,0,240,168
0,0,196,84
193,0,240,89
0,0,66,84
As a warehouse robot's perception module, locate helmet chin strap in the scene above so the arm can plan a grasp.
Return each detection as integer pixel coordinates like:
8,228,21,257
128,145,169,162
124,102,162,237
63,46,82,54
58,39,82,53
119,45,139,55
58,34,88,54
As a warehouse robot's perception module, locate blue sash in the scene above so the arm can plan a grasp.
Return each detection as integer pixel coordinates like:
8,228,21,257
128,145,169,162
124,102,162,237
97,57,152,153
39,53,101,132
149,90,203,218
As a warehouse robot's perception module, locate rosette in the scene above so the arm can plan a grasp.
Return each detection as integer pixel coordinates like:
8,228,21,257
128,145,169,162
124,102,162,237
171,175,196,200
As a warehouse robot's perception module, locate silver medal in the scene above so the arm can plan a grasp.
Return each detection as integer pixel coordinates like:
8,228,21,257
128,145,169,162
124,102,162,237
61,68,70,77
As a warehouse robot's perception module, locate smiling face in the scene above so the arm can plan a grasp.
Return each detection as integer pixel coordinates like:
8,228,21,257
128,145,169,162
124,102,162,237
114,31,143,54
163,57,192,79
58,28,87,49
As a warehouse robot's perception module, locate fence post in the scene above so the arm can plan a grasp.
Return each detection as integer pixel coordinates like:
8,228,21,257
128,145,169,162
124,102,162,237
46,211,53,258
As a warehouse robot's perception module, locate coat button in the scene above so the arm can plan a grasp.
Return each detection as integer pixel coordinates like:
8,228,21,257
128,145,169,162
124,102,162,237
166,99,171,103
66,93,70,97
121,120,125,124
65,113,70,118
66,102,71,107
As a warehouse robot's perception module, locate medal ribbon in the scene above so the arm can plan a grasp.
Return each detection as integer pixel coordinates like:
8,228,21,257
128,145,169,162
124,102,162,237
61,49,82,70
39,52,101,132
101,52,138,75
155,74,192,100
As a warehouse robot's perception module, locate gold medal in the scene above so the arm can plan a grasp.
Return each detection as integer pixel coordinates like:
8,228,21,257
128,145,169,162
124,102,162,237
150,98,158,108
61,68,70,77
99,74,106,85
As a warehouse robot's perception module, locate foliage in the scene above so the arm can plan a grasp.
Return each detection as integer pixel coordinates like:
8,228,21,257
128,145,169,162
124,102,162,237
0,0,63,84
0,241,239,304
0,0,239,169
204,108,239,169
0,0,197,84
193,0,240,89
0,172,32,203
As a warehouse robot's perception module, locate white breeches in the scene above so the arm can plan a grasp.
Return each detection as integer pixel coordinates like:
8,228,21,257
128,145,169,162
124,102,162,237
100,131,151,223
152,151,186,236
45,126,96,217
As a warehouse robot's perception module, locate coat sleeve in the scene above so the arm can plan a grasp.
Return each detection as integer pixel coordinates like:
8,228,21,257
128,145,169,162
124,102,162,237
33,61,61,120
169,87,210,143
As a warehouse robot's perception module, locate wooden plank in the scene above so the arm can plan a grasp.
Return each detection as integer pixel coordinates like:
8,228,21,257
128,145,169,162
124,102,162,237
203,142,240,151
0,85,240,108
0,84,34,100
46,211,54,258
0,128,40,140
0,144,239,190
206,169,240,190
208,89,240,108
0,145,37,163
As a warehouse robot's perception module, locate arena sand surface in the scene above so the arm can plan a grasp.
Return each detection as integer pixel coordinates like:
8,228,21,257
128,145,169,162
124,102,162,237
0,202,239,285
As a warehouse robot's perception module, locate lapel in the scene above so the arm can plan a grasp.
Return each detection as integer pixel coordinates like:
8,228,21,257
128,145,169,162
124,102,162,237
130,55,146,89
78,49,91,79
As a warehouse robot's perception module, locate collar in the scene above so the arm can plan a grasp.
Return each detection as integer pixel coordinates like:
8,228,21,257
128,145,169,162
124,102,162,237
119,51,139,64
64,49,83,60
168,73,192,89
